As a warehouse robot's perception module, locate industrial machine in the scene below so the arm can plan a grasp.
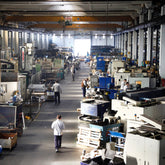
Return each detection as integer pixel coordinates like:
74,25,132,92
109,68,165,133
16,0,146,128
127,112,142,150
88,74,117,100
90,75,99,88
96,57,106,72
107,60,125,77
0,132,17,150
124,127,165,165
114,72,131,86
128,77,156,89
18,74,27,101
96,76,118,100
110,88,165,131
80,99,110,122
0,103,24,136
27,84,47,101
0,59,22,103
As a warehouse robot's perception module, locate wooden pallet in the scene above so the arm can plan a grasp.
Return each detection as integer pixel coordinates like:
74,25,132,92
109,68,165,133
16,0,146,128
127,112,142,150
77,126,101,148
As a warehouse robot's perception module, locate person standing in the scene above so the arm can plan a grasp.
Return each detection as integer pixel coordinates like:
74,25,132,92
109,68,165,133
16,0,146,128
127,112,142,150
124,82,129,92
51,115,65,152
120,79,127,92
52,80,62,104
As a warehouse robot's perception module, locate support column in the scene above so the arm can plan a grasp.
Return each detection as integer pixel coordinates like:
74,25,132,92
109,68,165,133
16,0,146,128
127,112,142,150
31,33,35,56
124,33,127,56
147,9,152,63
119,34,121,52
138,29,144,66
42,34,45,49
0,31,2,83
12,31,15,57
132,31,137,60
15,31,19,55
46,34,49,50
37,33,40,49
115,35,117,48
138,14,144,66
114,35,117,48
1,30,4,59
4,30,8,60
121,34,124,55
118,35,120,49
127,32,131,58
116,35,119,49
24,32,27,44
159,5,165,79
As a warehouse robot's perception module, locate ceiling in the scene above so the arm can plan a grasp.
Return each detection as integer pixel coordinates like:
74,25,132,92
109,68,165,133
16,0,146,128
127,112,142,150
0,0,161,34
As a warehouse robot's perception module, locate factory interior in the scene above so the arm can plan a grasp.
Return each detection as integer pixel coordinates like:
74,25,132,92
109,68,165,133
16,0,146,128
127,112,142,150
0,0,165,165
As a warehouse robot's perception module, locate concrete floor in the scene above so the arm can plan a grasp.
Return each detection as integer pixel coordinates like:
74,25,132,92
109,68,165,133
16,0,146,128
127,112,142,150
0,62,90,165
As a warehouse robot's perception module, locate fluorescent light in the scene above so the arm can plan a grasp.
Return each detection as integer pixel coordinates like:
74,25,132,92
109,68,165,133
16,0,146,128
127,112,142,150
110,34,113,39
61,34,63,39
95,34,97,39
53,34,56,42
68,33,71,38
103,34,105,39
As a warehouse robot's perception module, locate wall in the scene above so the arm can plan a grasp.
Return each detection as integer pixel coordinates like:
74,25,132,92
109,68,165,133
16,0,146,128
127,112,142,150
53,34,114,48
91,35,114,46
53,35,74,48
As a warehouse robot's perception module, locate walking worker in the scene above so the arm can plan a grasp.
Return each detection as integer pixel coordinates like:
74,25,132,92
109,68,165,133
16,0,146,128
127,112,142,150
70,64,75,81
81,78,87,98
51,115,65,152
52,80,62,104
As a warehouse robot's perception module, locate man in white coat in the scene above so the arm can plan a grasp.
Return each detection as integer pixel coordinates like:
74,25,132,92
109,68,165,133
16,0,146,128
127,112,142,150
52,81,62,104
51,115,65,152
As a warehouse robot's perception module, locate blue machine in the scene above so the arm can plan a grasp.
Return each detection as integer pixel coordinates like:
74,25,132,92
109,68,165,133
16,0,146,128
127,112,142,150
96,57,105,72
122,57,126,61
99,77,114,89
98,76,117,99
0,145,2,154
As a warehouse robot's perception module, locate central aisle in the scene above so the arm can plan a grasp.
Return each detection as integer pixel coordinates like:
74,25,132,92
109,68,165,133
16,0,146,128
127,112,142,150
0,62,90,165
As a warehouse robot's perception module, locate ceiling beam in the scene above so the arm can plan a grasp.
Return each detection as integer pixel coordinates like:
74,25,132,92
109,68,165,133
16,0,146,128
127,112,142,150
28,23,123,31
0,11,138,17
5,16,133,22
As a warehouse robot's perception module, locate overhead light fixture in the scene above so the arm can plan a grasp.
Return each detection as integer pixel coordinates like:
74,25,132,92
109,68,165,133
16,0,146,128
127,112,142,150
68,33,71,38
61,34,63,39
103,34,105,39
53,34,56,41
95,34,97,39
110,34,113,39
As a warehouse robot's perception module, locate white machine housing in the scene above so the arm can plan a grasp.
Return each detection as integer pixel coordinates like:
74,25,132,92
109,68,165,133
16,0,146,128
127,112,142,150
128,77,156,88
107,60,125,77
126,119,146,133
124,132,165,165
112,99,165,131
0,82,18,102
18,74,27,101
114,72,131,86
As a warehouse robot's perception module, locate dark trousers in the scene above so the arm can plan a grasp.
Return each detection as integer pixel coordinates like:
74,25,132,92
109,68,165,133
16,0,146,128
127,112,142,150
54,135,62,149
54,92,60,104
82,87,86,97
72,73,75,81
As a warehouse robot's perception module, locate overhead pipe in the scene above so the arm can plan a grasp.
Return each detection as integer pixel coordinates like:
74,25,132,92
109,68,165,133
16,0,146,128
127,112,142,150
115,15,165,35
